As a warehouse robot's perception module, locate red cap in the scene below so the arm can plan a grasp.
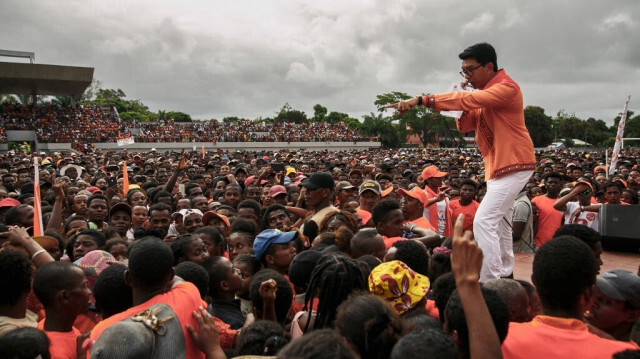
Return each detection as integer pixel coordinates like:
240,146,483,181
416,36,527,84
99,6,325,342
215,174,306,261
0,198,20,208
268,185,287,198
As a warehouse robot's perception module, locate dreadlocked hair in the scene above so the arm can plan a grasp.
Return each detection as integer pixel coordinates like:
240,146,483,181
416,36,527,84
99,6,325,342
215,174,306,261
304,253,366,331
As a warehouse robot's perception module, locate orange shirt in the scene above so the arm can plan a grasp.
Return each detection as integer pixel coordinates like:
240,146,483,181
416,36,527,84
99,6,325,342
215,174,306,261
382,236,405,249
423,186,452,237
356,208,372,226
37,320,80,359
531,195,564,247
90,282,232,356
449,199,480,233
430,70,536,181
404,216,436,231
502,315,638,359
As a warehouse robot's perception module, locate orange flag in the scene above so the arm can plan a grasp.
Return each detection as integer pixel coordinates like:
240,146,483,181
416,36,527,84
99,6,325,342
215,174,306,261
202,145,206,158
33,157,43,236
123,160,130,195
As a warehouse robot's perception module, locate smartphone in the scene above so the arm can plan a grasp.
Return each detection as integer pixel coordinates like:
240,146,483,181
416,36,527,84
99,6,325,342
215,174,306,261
271,163,285,172
178,183,186,196
107,176,117,188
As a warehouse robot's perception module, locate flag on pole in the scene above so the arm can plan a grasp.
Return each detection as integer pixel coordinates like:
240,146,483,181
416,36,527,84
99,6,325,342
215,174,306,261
33,157,44,236
123,161,130,195
202,145,206,158
609,96,631,176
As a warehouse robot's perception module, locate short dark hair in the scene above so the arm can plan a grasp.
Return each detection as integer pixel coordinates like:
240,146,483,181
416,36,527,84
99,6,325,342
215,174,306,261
93,263,133,318
391,328,456,359
543,172,563,182
149,202,172,216
0,249,33,306
432,272,457,323
175,261,209,300
3,204,30,226
553,224,601,250
233,254,262,276
276,329,357,359
76,229,107,248
250,269,293,324
445,287,509,352
87,194,108,208
532,235,597,313
392,240,429,276
202,256,229,298
236,320,289,357
33,261,81,307
372,199,400,226
238,199,262,218
152,190,172,204
261,204,289,231
459,42,498,71
459,179,478,191
0,327,51,359
230,217,258,235
127,238,174,290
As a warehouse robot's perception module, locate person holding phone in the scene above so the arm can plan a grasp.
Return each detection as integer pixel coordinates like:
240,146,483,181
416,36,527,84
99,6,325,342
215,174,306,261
389,43,535,282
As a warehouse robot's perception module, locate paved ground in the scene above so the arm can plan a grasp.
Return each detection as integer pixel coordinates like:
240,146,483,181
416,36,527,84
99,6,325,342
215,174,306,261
513,251,640,282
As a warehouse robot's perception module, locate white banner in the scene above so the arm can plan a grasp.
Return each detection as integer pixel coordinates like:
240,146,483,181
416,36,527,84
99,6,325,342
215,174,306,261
609,96,631,175
117,137,135,146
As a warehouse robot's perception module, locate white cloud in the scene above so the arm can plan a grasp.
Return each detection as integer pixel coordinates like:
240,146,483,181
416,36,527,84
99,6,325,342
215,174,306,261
461,12,495,33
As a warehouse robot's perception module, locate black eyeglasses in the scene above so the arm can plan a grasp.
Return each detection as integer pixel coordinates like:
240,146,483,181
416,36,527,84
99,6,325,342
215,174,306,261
459,64,484,78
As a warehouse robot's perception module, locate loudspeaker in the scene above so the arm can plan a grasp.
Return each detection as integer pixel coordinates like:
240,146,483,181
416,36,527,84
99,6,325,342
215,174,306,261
600,204,640,252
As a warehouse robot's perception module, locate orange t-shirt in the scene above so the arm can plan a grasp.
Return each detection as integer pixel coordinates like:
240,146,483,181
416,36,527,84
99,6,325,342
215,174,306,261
531,195,564,247
449,199,480,233
502,315,638,359
90,282,234,356
382,236,405,249
37,320,80,359
404,216,437,231
356,208,372,226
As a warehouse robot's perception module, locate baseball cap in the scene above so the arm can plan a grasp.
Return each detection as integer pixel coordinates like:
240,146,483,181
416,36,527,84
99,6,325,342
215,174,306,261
0,198,20,208
268,185,288,198
253,229,298,261
335,181,355,192
288,250,323,291
421,165,448,180
91,303,185,358
202,211,230,228
301,172,335,190
359,180,381,196
369,260,430,315
397,186,428,206
109,203,132,218
596,269,640,309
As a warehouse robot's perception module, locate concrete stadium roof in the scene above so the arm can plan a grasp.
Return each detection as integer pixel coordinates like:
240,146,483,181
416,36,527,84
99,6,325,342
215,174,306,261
0,61,94,97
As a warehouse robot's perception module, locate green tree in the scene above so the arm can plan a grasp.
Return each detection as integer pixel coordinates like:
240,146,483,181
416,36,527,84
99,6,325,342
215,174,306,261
274,103,308,124
313,104,327,122
360,112,403,148
622,114,640,138
374,92,461,147
325,111,349,124
343,117,361,129
167,111,192,122
524,106,553,147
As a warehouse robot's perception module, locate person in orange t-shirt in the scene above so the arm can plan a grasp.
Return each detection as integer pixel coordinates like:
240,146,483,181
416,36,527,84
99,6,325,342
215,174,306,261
531,173,565,247
373,198,441,250
33,262,92,359
502,237,638,358
397,186,436,232
90,239,236,357
449,180,480,234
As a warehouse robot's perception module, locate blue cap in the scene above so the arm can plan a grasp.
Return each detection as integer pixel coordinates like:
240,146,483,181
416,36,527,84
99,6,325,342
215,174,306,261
253,229,298,261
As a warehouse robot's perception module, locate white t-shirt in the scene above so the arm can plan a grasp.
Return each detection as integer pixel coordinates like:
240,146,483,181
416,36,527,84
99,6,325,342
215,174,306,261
565,201,599,232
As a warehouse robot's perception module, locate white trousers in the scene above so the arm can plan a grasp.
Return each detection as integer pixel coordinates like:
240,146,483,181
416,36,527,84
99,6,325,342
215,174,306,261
473,170,532,282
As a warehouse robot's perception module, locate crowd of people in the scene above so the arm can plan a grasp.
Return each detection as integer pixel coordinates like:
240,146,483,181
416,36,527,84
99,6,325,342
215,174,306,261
0,104,376,147
0,144,639,358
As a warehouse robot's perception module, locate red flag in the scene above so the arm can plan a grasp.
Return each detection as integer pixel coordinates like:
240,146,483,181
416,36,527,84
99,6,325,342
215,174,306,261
33,157,43,236
123,160,130,195
202,145,206,159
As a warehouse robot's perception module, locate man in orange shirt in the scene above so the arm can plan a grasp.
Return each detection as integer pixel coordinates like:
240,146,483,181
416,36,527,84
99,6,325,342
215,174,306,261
391,43,535,281
397,186,436,231
420,166,452,236
449,179,480,234
531,172,564,247
33,261,91,359
90,238,237,357
501,236,638,358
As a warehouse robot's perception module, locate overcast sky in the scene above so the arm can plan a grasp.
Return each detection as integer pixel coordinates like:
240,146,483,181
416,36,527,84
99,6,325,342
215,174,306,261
1,0,638,123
